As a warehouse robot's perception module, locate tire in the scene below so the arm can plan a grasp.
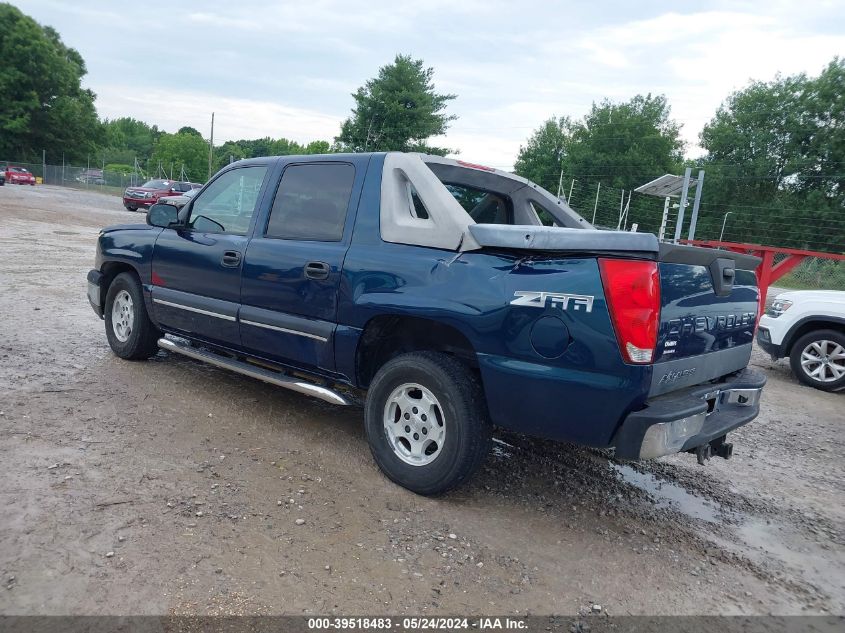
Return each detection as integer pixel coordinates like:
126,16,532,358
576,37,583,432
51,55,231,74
127,206,137,212
364,352,492,495
789,329,845,392
104,272,161,360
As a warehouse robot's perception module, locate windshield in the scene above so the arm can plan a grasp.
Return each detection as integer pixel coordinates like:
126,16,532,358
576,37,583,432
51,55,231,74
10,167,29,173
141,179,172,189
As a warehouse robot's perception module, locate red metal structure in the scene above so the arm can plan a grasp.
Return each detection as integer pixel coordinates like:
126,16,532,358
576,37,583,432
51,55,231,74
685,240,845,316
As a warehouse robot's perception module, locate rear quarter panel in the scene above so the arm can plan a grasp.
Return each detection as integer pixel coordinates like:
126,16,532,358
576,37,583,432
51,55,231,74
339,245,650,446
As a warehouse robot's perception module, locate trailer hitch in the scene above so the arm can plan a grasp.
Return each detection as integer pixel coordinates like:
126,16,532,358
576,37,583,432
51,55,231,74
689,435,733,465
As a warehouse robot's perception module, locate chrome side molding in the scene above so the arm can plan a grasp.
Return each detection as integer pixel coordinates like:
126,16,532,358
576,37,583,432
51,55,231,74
157,337,351,406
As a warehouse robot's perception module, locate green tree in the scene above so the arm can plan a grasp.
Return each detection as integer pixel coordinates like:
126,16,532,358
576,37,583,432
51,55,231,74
178,126,203,137
514,117,574,194
303,140,331,154
213,140,248,172
336,54,456,155
212,136,333,171
0,3,101,162
149,133,209,182
104,163,135,175
102,117,162,163
567,94,683,191
698,58,845,251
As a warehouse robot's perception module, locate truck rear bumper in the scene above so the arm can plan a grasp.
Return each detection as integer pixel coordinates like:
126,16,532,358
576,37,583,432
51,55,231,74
613,367,766,459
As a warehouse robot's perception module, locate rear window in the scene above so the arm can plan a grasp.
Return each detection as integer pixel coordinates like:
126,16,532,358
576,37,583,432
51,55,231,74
266,163,355,241
445,183,511,224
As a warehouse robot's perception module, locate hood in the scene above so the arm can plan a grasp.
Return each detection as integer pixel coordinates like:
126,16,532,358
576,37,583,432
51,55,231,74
101,223,154,234
774,289,845,303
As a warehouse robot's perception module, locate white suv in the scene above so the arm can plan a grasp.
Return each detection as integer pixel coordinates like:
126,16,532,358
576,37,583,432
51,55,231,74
757,290,845,391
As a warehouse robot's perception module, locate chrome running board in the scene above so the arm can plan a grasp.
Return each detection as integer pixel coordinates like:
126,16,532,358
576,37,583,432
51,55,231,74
157,337,351,406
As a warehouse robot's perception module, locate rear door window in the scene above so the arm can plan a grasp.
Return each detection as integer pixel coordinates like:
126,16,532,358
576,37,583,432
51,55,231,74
266,163,355,241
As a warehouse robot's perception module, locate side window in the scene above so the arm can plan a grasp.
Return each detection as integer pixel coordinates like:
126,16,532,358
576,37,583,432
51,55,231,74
530,201,560,227
188,166,267,234
266,163,354,241
407,184,429,219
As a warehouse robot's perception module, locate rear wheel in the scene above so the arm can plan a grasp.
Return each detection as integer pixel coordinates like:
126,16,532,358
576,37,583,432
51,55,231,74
104,272,161,360
789,329,845,392
364,352,491,495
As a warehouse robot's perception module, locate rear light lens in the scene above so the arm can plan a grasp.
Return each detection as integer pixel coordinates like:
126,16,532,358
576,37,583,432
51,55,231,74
599,258,660,364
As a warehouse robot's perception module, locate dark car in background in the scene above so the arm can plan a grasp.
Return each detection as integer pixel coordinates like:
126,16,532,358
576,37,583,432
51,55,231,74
5,166,36,185
122,179,201,211
0,171,5,186
78,169,105,185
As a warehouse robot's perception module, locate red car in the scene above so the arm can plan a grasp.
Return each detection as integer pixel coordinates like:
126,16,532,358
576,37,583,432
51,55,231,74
5,166,36,185
122,179,201,212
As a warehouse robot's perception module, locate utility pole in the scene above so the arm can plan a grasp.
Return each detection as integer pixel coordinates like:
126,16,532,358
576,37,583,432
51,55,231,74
207,112,215,181
42,149,46,185
673,167,692,243
658,197,671,242
687,169,705,241
557,170,564,199
719,211,733,242
591,182,601,225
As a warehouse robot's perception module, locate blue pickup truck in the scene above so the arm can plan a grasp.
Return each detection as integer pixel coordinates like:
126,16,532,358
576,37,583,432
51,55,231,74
87,152,765,494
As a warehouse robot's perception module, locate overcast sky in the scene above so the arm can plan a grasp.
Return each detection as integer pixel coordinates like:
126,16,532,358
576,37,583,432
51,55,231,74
14,0,845,169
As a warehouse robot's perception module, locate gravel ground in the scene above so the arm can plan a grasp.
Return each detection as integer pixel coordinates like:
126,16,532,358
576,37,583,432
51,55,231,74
0,185,842,616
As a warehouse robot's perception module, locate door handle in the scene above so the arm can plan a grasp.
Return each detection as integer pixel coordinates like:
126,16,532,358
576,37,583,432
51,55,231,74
221,250,241,267
304,261,330,280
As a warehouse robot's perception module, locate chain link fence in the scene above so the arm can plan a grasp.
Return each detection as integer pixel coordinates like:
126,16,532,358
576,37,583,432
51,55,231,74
774,256,845,291
1,160,153,196
563,176,845,291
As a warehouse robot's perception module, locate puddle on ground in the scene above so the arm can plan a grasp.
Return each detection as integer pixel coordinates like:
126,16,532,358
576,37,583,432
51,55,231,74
611,462,725,523
711,517,842,607
612,462,842,606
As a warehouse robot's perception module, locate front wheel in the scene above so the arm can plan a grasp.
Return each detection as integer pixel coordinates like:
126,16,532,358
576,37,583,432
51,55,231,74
104,272,161,360
364,352,492,495
789,329,845,391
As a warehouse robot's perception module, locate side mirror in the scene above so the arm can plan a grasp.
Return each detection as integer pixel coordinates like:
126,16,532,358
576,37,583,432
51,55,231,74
147,203,180,228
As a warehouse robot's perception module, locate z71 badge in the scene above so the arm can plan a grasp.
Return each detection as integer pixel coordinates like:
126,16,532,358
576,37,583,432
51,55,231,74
511,291,594,313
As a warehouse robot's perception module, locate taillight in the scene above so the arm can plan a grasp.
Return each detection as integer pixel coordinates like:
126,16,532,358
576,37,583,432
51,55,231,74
599,258,660,364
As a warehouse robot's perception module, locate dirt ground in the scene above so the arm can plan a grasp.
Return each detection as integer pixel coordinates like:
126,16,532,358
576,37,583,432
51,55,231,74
0,185,842,617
